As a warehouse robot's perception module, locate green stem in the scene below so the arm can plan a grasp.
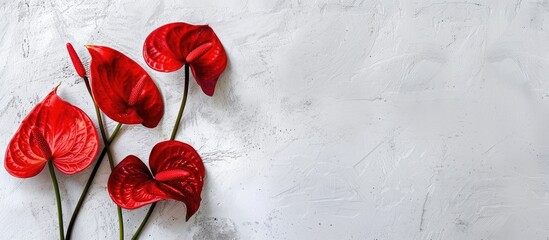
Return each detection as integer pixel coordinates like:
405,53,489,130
132,64,190,240
48,161,65,240
80,76,125,239
65,123,123,240
131,203,156,240
170,64,190,141
117,206,124,240
82,76,117,170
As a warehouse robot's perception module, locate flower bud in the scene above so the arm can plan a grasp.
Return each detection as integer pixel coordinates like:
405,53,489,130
66,42,87,78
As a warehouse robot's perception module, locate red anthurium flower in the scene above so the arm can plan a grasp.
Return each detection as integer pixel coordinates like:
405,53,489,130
108,140,205,220
143,22,227,96
87,45,164,128
5,86,99,178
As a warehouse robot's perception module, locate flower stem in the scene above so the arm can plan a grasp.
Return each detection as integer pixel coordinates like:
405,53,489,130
132,64,190,240
131,203,156,240
82,76,118,169
65,123,122,240
48,161,65,240
80,76,125,239
170,64,190,141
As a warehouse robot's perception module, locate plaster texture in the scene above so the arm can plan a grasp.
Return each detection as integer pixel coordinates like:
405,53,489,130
1,0,549,239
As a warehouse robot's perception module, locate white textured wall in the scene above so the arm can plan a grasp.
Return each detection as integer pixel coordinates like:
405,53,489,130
1,0,549,239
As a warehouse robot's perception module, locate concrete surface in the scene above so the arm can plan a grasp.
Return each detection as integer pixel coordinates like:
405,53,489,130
1,0,549,239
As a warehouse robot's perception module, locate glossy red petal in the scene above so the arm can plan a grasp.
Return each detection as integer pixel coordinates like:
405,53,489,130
107,155,170,209
149,140,205,220
87,45,164,128
143,22,227,96
107,141,205,220
5,87,100,177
